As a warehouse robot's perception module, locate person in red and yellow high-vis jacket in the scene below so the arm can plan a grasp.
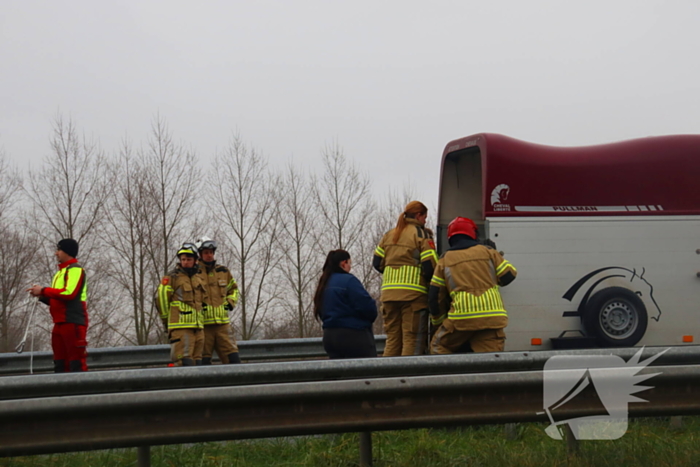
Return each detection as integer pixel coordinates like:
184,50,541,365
27,238,88,373
373,201,438,356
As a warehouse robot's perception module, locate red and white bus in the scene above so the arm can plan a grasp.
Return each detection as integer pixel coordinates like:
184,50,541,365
437,133,700,350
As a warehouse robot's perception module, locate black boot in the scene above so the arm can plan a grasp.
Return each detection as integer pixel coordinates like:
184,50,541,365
181,358,195,366
202,357,212,365
195,359,202,366
53,360,66,373
69,360,85,372
227,352,241,364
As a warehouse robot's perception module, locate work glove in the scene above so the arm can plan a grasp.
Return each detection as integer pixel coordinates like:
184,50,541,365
202,303,209,312
161,318,168,331
430,313,446,327
223,302,233,311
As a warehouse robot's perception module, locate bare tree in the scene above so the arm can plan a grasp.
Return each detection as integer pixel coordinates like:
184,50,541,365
100,138,162,345
311,141,372,253
140,115,201,278
306,142,378,339
0,147,38,352
0,147,20,223
0,226,44,352
23,114,118,347
277,162,322,337
24,115,109,246
212,135,280,340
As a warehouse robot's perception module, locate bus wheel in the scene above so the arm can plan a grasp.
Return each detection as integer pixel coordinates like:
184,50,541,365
583,287,648,347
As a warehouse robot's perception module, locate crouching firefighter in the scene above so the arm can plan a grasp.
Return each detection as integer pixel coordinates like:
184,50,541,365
429,217,517,354
156,243,208,366
196,237,241,364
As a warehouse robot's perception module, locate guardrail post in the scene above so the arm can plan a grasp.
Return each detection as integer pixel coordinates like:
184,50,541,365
670,416,683,431
504,423,518,440
563,424,578,456
138,445,150,467
359,431,372,466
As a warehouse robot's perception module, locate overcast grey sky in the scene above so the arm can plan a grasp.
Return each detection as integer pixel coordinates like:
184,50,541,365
2,1,699,206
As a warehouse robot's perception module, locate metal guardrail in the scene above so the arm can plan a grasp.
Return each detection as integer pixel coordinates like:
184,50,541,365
0,356,699,457
0,336,388,375
0,345,698,401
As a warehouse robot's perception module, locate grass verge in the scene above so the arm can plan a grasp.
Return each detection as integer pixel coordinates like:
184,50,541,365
1,417,698,466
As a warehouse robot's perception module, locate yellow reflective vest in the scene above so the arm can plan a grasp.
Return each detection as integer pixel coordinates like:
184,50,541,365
197,260,240,325
42,258,88,325
156,265,208,330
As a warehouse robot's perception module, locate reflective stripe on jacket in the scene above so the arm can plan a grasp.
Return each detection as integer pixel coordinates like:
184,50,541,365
156,266,207,330
373,218,438,302
449,285,507,319
381,265,427,294
430,244,516,330
42,258,88,325
197,261,239,325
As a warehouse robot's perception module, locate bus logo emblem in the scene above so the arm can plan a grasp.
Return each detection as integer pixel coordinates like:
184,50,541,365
491,184,511,211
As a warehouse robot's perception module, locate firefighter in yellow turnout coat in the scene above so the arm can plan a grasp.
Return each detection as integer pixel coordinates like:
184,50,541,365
156,243,208,366
196,237,241,364
373,201,438,356
429,217,517,353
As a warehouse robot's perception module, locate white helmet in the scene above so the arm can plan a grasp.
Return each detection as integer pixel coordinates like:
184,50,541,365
195,236,217,253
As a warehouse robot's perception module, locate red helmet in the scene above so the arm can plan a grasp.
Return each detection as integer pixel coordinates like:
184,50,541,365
447,217,477,239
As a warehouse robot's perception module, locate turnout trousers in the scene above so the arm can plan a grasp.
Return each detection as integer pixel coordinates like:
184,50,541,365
381,296,429,356
203,323,239,363
430,319,506,354
169,328,204,365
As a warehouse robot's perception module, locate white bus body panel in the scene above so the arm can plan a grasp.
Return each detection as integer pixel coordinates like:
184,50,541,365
486,216,700,350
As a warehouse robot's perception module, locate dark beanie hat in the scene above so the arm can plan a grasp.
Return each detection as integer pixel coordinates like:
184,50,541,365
57,238,79,258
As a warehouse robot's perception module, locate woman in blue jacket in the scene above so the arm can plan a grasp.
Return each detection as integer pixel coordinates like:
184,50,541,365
313,249,378,359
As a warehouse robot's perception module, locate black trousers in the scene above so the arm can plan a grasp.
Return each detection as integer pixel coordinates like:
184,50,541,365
323,327,377,359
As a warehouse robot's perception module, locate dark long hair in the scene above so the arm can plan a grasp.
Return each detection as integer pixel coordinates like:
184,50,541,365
313,249,351,321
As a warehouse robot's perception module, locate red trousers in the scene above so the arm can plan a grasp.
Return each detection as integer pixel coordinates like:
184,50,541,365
51,322,88,372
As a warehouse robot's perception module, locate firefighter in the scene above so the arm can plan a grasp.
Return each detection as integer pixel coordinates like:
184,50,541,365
26,238,88,372
429,217,517,354
156,243,208,366
195,237,241,364
373,201,438,356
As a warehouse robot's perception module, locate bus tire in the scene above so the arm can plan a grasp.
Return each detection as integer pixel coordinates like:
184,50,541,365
583,287,648,347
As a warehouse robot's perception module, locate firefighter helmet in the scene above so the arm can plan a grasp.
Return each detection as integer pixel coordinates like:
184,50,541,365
177,242,198,259
195,237,217,253
447,217,477,240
